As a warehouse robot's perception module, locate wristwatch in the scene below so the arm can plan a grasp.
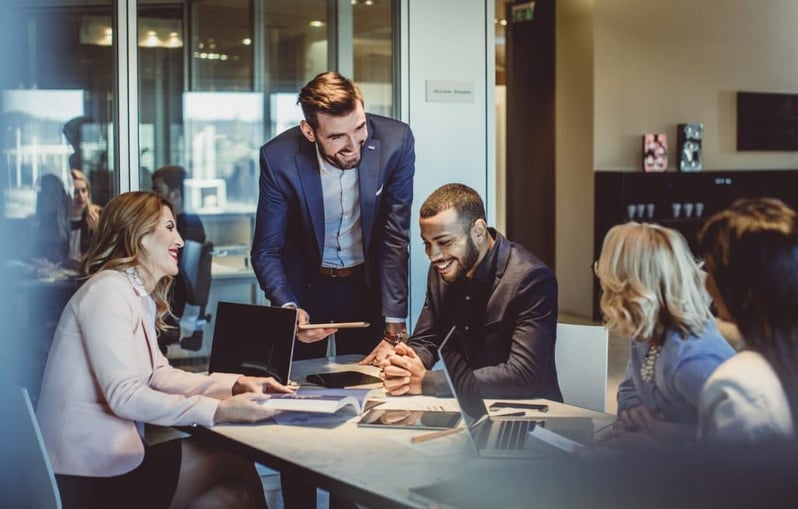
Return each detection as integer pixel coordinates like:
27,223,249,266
382,329,408,346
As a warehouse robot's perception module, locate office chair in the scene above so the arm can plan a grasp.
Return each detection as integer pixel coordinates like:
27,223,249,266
555,323,609,413
158,240,214,352
0,385,62,509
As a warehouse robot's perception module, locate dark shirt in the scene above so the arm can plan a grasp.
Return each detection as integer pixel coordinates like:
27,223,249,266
172,213,206,317
445,237,499,353
177,213,206,245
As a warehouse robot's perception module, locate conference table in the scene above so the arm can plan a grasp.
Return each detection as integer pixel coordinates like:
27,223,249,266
183,355,616,509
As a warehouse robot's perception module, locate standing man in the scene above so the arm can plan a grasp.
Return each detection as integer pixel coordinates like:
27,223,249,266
251,71,415,363
381,183,562,400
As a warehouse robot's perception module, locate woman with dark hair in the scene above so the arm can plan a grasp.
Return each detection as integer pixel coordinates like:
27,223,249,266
37,191,291,509
698,197,798,443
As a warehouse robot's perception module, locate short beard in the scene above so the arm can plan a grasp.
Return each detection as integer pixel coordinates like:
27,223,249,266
326,154,360,170
450,237,480,282
319,143,362,170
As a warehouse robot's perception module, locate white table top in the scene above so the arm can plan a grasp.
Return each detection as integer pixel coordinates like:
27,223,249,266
189,355,615,509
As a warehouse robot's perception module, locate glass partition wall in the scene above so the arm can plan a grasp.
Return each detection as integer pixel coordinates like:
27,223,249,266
2,0,396,366
2,0,395,262
137,0,396,271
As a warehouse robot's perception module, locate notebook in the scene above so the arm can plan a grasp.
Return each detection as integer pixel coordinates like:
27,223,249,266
208,302,297,385
438,326,593,458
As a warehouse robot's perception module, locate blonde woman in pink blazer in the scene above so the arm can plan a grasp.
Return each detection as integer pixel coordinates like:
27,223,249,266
37,191,292,509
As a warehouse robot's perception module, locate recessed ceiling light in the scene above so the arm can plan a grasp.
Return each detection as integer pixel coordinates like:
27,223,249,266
309,20,324,28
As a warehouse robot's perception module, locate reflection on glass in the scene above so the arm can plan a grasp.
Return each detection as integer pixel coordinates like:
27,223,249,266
3,90,84,219
191,0,253,92
135,0,396,261
0,2,114,397
183,92,263,212
353,0,395,116
1,3,114,234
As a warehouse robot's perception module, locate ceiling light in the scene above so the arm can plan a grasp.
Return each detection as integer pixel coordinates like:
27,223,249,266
143,30,160,47
309,20,324,28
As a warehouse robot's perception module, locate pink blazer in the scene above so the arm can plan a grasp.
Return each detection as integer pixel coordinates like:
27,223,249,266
36,270,240,477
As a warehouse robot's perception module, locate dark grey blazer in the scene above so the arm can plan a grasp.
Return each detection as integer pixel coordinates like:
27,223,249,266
410,231,563,401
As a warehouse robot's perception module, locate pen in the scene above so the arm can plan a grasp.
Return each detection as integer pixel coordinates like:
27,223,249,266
410,427,464,444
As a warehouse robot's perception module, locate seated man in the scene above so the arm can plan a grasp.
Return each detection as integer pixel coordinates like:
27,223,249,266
151,166,206,247
151,165,207,326
381,183,563,400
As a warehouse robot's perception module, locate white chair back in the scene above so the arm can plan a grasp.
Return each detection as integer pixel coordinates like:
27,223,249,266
0,385,62,509
554,323,609,412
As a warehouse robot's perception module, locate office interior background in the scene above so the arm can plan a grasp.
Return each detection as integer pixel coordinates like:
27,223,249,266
3,0,798,372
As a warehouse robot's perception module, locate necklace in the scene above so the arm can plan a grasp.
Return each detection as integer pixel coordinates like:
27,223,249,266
640,345,661,383
126,266,147,289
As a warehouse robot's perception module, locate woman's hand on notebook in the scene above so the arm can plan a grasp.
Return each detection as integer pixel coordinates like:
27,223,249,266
214,392,277,424
233,376,295,395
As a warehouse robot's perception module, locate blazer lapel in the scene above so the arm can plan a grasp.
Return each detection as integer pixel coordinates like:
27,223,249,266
358,127,381,255
296,142,325,258
487,232,511,319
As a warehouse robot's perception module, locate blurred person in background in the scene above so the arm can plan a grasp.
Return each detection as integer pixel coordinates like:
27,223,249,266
66,169,101,267
31,173,70,265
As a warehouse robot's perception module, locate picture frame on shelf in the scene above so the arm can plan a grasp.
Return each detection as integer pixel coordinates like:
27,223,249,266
678,123,703,172
642,133,667,172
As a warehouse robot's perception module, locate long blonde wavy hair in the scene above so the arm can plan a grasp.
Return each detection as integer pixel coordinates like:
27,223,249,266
82,191,175,332
596,222,711,345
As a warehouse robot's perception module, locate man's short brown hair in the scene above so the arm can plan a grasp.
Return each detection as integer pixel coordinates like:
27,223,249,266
297,71,364,130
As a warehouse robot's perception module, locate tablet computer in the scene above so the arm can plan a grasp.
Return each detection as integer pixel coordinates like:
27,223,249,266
357,408,462,430
297,321,370,330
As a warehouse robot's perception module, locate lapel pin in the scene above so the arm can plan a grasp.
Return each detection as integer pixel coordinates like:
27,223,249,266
367,145,375,150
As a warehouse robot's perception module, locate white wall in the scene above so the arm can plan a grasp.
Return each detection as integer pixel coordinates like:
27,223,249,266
555,0,595,319
594,0,798,171
401,0,494,328
556,0,798,319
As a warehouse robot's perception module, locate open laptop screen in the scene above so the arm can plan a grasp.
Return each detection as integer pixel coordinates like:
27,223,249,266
208,302,297,384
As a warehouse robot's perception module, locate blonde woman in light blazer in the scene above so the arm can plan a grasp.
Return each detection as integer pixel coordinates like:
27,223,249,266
37,191,292,509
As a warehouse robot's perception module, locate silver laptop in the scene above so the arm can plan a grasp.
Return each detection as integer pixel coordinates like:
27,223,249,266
209,302,298,385
438,326,593,458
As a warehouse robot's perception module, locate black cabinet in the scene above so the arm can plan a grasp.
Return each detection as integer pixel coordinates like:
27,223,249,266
593,169,798,320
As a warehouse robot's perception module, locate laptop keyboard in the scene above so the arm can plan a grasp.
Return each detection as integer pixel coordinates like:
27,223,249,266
495,420,531,449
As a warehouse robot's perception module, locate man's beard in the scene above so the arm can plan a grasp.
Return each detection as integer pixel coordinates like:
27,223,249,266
319,144,362,170
447,236,480,283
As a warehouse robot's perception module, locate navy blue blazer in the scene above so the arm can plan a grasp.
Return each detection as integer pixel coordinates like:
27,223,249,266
410,231,563,401
251,114,415,319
